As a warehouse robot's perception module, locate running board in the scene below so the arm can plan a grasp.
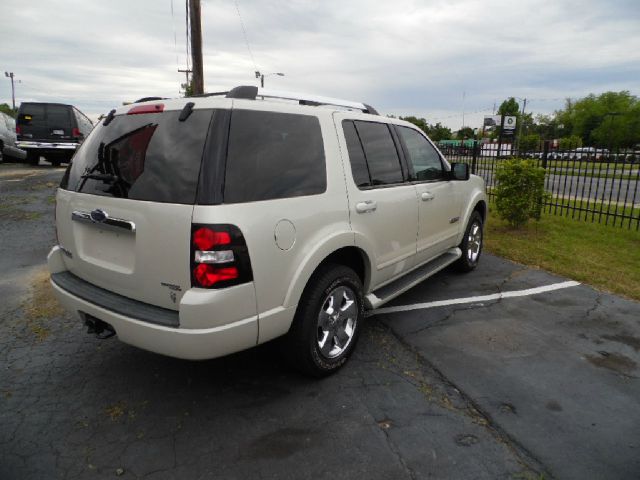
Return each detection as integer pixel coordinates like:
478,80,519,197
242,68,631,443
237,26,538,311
365,248,462,310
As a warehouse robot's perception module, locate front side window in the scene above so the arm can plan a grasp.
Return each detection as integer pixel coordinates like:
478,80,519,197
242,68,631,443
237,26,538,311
224,110,326,203
397,126,444,181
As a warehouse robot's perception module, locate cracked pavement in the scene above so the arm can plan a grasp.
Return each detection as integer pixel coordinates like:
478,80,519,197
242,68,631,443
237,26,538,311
1,163,639,479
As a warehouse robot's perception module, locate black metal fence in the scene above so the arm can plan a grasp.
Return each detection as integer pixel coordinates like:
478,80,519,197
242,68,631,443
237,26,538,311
441,141,640,230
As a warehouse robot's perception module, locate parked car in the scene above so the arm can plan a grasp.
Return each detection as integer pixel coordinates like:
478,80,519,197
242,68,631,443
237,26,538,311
0,111,27,163
48,86,487,376
15,102,93,166
572,147,609,161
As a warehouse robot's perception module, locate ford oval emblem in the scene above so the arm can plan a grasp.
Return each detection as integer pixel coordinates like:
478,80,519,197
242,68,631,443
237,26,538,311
90,209,108,223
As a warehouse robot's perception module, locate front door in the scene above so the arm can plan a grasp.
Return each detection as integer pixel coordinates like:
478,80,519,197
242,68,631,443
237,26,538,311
334,114,419,289
394,125,462,264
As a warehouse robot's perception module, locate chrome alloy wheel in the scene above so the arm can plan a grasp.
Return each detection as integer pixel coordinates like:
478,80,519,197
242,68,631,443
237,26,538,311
316,286,358,359
467,221,482,263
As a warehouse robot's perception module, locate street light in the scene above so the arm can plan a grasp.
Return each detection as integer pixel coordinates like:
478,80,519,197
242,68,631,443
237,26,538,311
4,71,17,110
254,71,285,88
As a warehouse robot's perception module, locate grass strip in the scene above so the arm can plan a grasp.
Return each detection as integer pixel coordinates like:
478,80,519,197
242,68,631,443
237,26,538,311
485,212,640,301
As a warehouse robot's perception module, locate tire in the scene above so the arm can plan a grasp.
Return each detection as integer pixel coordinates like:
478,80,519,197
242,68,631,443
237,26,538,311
0,143,4,163
454,211,483,273
283,264,364,377
27,152,40,166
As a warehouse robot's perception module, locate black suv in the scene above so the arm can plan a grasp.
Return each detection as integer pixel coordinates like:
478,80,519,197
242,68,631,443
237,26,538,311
16,102,93,166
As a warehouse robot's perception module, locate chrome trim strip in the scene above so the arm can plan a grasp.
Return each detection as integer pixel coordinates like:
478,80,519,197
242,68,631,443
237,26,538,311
72,210,136,234
16,141,78,150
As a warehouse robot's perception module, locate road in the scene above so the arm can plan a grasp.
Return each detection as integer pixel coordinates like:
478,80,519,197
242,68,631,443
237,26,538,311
1,162,639,479
476,167,639,206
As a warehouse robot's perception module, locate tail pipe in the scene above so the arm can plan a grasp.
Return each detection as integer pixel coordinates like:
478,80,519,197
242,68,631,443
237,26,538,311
84,315,116,340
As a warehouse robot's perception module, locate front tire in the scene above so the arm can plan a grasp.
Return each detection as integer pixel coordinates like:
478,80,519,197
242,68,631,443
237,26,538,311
283,264,364,377
455,211,483,272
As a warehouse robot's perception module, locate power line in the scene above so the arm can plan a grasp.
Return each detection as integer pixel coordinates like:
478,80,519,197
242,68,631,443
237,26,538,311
234,0,258,72
170,0,180,72
185,0,191,72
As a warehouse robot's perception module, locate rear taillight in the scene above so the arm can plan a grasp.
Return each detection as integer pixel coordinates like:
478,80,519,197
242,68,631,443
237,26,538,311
191,225,253,289
15,125,21,135
72,127,81,138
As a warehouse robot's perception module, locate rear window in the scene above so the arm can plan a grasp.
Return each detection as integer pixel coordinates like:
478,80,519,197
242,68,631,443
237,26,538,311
18,103,47,127
47,105,72,127
223,110,326,203
63,109,213,204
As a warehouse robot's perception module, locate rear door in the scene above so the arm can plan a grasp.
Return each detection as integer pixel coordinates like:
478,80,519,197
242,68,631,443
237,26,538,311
335,115,419,289
18,103,74,141
56,105,213,309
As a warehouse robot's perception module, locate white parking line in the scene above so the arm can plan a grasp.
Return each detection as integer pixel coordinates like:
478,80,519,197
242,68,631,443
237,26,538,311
370,280,581,316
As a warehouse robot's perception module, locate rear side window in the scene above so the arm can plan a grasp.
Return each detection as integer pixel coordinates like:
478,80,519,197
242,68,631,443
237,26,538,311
64,109,213,204
342,120,371,188
352,121,403,186
223,110,326,203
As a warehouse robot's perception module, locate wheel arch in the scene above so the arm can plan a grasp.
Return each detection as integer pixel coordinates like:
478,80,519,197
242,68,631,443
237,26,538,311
283,236,372,310
456,185,488,245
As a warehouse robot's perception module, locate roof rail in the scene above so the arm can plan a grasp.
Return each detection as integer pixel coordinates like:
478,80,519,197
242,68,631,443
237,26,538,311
224,85,378,115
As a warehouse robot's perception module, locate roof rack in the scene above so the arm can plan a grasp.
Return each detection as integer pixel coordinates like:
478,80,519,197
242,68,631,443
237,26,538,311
222,85,379,115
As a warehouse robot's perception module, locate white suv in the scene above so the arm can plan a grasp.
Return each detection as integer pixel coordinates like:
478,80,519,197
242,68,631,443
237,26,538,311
48,86,487,376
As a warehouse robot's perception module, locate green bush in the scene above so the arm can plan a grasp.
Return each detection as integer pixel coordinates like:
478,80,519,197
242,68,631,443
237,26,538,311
495,159,547,228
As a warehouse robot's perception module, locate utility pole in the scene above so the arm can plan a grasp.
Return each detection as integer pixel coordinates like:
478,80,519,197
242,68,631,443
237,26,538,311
188,0,204,95
4,72,16,110
178,68,192,95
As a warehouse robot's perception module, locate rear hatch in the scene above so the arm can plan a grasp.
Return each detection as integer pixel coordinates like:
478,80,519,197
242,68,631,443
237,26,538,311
56,104,213,309
17,103,77,143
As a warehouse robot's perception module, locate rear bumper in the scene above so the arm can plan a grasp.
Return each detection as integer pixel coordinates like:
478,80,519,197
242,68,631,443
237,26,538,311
47,246,259,360
16,140,78,151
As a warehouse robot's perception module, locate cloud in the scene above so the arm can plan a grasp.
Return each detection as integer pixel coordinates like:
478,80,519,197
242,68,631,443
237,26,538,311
1,0,637,129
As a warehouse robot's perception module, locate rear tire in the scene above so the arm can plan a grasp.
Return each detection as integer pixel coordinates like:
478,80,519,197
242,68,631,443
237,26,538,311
0,143,4,163
283,264,364,377
454,211,483,272
27,152,40,166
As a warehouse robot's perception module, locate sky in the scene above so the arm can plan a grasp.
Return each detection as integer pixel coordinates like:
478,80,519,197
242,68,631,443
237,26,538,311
1,0,639,130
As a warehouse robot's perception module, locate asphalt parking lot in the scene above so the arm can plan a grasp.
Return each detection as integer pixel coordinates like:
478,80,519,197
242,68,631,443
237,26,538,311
1,163,639,480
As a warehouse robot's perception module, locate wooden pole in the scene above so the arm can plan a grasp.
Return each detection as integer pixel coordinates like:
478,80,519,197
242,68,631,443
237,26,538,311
189,0,204,95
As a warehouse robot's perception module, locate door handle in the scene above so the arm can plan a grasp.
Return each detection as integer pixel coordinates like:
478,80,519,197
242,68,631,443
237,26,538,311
356,200,377,214
421,192,435,202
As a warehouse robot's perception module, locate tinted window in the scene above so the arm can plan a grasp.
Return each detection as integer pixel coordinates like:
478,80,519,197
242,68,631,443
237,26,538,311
18,103,46,127
354,121,403,185
47,105,72,127
224,110,326,203
74,108,94,134
64,109,212,204
342,120,370,187
398,126,444,181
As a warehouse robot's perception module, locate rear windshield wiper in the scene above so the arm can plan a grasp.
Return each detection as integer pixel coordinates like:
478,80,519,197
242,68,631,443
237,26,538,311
80,173,119,183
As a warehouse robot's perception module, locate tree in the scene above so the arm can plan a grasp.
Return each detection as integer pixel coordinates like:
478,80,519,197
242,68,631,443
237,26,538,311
553,91,640,148
428,122,452,142
0,103,16,118
456,126,475,139
400,116,429,133
498,97,520,116
399,117,452,142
